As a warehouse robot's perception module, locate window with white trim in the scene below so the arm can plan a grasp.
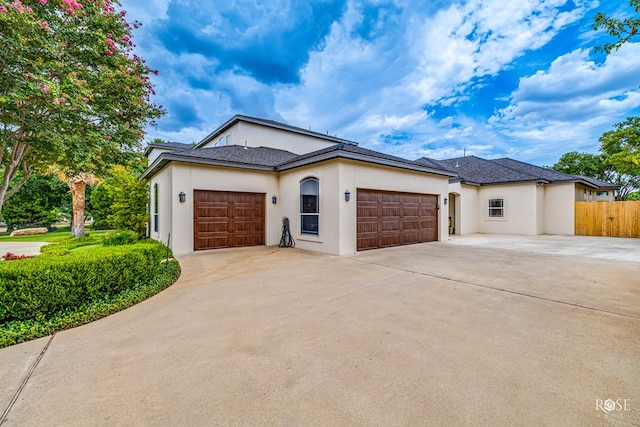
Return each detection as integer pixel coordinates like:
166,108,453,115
488,198,504,218
153,183,159,232
300,177,319,235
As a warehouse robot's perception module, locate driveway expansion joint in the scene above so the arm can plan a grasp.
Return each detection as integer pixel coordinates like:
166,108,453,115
350,257,640,321
0,334,55,425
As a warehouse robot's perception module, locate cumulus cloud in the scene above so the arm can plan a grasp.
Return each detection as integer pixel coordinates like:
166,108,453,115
118,0,640,165
490,42,640,162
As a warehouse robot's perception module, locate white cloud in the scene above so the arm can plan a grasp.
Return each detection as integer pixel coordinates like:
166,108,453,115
492,43,640,133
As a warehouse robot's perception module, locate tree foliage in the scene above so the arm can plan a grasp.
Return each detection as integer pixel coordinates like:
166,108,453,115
550,152,608,181
593,0,640,53
0,0,162,219
107,165,148,238
89,177,115,229
551,117,640,200
0,174,70,227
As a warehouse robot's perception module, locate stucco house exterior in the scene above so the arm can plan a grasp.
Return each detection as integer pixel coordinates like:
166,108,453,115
141,115,455,256
414,155,618,236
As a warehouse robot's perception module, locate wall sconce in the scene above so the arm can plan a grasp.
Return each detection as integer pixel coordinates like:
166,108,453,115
272,195,277,204
344,190,351,202
178,192,186,203
444,197,448,205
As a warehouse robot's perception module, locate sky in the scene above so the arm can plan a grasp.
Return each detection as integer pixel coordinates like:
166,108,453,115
117,0,640,166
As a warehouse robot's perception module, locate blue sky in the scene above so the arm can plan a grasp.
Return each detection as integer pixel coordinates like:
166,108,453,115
118,0,640,166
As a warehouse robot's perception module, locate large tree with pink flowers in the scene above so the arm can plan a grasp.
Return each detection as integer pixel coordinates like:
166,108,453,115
0,0,162,236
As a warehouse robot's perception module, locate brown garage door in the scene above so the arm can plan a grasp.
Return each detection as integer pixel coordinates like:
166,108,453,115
357,189,438,251
194,190,265,251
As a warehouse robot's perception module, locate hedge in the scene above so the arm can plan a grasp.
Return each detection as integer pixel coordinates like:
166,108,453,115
0,260,180,348
0,241,168,323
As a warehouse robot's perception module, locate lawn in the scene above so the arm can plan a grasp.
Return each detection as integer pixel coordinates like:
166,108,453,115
0,229,113,243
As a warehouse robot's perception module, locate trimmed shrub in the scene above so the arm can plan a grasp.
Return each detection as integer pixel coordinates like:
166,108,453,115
102,230,138,246
0,240,167,323
0,260,180,348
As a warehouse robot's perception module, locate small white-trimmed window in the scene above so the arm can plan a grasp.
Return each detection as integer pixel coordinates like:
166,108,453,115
596,191,608,196
153,183,159,233
300,177,319,235
488,198,504,218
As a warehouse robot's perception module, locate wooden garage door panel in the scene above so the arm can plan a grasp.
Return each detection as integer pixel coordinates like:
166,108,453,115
194,190,265,251
357,189,438,251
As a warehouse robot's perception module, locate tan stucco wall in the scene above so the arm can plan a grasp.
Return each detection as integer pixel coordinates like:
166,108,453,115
575,184,615,202
154,158,450,256
543,183,575,235
278,162,343,255
147,148,174,165
448,182,479,235
155,163,279,255
451,181,581,236
148,165,173,249
476,183,539,235
200,121,338,154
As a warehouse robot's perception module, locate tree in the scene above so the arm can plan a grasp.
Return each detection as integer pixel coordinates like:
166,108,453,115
0,0,163,236
550,152,609,181
89,178,115,229
48,166,101,236
599,117,640,199
551,118,640,200
108,165,148,238
1,173,70,228
593,0,640,53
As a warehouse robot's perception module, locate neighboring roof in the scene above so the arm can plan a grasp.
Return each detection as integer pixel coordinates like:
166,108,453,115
574,175,619,190
141,143,456,180
143,141,193,157
416,155,618,189
194,115,359,149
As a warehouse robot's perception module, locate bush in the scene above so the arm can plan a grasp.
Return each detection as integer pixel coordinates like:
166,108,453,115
0,260,180,348
0,240,168,323
101,230,138,246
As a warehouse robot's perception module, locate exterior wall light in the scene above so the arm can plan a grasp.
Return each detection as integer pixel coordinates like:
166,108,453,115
178,192,186,203
345,190,351,202
444,197,448,205
272,195,277,204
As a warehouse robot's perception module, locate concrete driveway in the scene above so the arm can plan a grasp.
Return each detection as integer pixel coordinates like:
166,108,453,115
0,242,48,258
1,236,639,426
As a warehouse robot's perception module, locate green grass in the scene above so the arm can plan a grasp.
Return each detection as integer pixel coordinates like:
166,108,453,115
0,229,113,243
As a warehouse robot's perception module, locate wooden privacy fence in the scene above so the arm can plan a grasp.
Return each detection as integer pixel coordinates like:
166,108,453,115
575,201,640,238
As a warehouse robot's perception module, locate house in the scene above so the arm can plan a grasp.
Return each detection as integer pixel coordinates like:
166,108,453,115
141,115,455,256
414,155,618,236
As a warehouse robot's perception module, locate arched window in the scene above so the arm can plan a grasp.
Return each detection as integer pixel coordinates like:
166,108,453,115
153,183,159,233
300,177,319,235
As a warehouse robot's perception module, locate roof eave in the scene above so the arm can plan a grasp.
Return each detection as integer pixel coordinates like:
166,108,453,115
277,150,457,177
139,152,275,180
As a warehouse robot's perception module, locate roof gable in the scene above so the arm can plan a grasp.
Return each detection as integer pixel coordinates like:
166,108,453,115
194,115,358,149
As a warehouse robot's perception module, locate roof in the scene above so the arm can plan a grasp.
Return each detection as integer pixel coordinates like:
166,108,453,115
194,115,359,149
141,143,456,180
277,143,456,176
415,155,618,189
143,141,193,156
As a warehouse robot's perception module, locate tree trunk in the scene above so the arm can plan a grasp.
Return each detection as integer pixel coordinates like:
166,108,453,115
68,177,87,238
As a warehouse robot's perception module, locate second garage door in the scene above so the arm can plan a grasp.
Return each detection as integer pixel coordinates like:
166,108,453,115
357,189,438,251
194,190,265,251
